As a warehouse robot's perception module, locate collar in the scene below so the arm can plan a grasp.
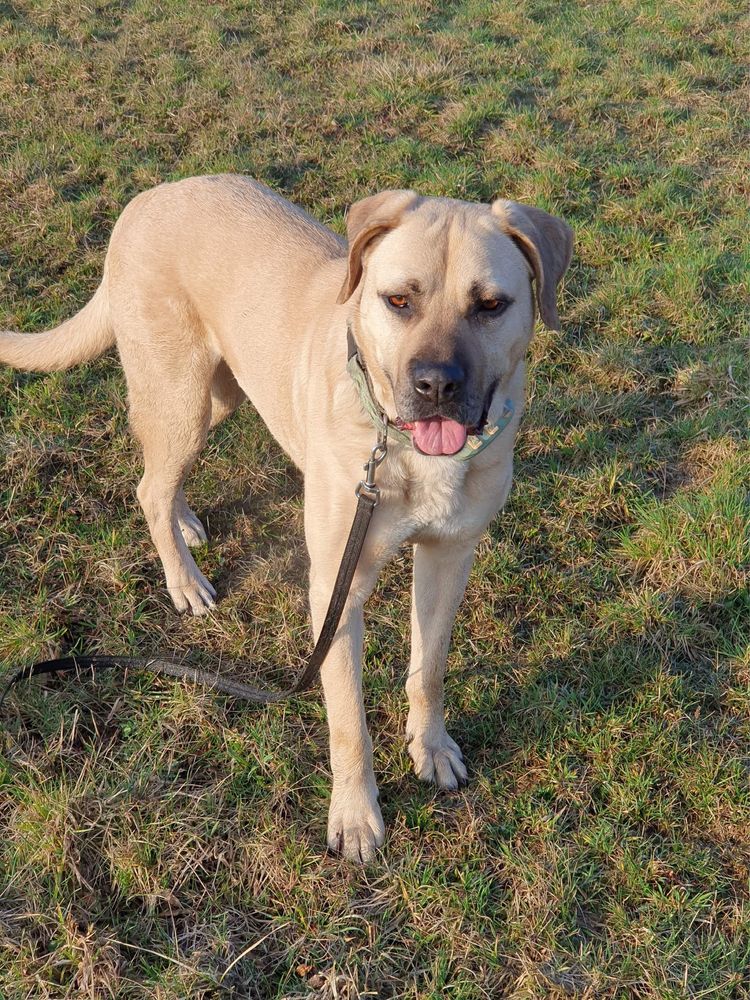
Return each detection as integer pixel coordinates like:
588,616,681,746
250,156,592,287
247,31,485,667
346,325,515,461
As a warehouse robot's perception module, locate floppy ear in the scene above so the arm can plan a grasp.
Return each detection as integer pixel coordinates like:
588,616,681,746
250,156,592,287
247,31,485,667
491,200,573,330
336,189,420,304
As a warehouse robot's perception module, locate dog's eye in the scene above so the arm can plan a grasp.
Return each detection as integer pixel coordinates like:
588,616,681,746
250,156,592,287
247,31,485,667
387,294,409,310
480,297,508,313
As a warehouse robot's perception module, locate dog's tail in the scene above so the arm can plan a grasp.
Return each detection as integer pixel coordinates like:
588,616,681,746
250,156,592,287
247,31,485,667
0,277,114,372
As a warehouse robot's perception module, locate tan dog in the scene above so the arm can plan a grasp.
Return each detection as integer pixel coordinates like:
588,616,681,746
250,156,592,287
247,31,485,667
0,176,572,860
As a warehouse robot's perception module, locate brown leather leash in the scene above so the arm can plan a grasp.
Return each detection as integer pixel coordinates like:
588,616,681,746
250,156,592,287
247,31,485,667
0,426,388,713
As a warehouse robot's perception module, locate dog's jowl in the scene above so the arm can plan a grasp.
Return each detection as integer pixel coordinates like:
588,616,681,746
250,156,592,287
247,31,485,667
0,176,572,860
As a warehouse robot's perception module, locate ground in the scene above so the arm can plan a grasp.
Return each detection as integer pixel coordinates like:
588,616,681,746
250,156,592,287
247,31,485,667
0,1,748,997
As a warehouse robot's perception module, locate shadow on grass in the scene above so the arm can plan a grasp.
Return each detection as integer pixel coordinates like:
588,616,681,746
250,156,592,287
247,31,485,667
449,586,746,773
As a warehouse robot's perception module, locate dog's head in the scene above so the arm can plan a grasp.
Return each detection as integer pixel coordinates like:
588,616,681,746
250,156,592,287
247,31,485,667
338,191,573,456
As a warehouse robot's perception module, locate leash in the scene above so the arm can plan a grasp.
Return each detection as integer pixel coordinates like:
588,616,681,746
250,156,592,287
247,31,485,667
0,427,388,712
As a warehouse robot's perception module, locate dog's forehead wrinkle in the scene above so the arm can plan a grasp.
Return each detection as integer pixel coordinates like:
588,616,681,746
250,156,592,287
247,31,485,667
376,245,510,307
374,203,500,280
381,277,423,296
469,277,508,300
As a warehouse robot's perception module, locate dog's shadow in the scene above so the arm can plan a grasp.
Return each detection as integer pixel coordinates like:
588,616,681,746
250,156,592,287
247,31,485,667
446,587,744,796
195,415,308,601
367,551,746,844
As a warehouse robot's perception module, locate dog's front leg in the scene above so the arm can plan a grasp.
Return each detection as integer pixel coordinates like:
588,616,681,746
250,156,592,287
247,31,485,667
307,529,384,863
406,538,476,790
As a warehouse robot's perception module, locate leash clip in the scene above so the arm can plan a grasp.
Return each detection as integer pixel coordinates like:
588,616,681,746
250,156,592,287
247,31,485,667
355,419,388,506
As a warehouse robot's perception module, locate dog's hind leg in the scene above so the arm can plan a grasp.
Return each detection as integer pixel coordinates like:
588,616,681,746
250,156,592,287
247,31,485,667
167,362,246,549
119,321,217,615
152,362,246,552
132,388,216,614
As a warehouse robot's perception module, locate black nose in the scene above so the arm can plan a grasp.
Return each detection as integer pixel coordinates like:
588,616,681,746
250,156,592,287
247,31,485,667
412,361,465,406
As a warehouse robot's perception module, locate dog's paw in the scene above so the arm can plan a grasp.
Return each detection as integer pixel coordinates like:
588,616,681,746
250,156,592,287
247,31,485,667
167,567,216,616
177,508,208,548
407,727,467,791
327,781,385,863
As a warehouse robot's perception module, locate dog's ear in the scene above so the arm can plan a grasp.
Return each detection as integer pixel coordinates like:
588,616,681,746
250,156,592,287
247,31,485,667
337,190,420,304
491,200,573,330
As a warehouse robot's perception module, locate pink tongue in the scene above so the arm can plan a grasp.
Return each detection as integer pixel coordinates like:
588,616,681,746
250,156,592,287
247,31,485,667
412,417,468,456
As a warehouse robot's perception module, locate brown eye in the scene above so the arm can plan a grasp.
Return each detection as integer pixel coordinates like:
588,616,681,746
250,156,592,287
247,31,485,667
387,294,409,309
477,296,512,317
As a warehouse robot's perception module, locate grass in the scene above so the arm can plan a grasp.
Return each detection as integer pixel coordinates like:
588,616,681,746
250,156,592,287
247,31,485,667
0,0,748,996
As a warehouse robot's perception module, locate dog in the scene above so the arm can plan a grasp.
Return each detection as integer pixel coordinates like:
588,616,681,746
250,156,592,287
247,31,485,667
0,175,573,860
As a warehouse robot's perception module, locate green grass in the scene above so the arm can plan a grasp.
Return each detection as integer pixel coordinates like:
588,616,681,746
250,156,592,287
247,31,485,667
1,0,748,996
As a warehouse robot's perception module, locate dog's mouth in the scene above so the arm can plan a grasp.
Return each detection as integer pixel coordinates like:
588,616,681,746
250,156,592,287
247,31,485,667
395,381,497,457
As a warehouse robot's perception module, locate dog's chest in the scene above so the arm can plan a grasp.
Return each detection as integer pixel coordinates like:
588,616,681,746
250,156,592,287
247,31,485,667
385,451,478,542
